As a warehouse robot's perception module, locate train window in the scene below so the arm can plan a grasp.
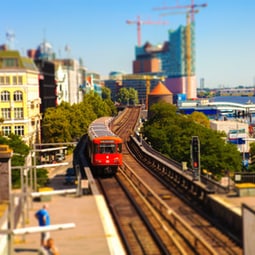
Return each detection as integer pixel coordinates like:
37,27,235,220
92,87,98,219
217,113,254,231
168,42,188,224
99,144,116,154
117,144,122,153
93,144,99,153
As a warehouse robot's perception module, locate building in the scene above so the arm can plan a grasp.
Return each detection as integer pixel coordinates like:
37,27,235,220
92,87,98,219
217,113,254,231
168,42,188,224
27,42,57,113
35,59,57,113
148,81,173,119
133,23,197,100
54,59,84,105
29,41,87,106
210,120,249,150
104,74,164,107
0,49,41,145
133,42,168,74
85,72,102,97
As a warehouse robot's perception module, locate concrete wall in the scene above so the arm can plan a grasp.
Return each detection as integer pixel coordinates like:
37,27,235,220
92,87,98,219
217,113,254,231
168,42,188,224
206,195,242,242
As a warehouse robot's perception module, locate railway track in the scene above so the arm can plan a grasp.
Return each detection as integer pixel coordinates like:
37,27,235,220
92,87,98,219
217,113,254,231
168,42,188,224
97,106,243,254
123,144,242,255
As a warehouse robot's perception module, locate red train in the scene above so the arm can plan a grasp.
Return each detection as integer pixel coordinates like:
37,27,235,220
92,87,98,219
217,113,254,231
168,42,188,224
87,117,123,176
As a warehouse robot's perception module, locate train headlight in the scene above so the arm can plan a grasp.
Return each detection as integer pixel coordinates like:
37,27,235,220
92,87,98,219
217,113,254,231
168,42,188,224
113,157,119,163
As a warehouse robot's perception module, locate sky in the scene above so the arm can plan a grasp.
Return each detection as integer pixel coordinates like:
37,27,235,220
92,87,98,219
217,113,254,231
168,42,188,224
1,0,255,88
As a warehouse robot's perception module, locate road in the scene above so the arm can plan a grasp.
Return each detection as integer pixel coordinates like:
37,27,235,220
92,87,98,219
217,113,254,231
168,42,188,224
47,154,75,190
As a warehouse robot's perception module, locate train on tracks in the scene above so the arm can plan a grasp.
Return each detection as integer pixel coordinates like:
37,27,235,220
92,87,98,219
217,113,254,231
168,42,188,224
87,117,123,176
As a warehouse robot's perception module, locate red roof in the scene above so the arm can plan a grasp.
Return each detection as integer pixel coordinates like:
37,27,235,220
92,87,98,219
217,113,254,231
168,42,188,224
149,82,172,95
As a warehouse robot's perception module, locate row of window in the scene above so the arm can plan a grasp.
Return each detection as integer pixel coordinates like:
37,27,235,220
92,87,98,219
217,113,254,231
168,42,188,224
2,125,24,136
1,90,23,101
0,75,23,85
1,108,23,119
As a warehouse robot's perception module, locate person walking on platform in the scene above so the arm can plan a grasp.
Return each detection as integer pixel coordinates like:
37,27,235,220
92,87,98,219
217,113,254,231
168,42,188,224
35,204,51,246
38,238,59,255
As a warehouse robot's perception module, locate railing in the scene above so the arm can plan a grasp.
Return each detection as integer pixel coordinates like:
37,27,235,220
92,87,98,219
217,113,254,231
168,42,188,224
135,134,229,194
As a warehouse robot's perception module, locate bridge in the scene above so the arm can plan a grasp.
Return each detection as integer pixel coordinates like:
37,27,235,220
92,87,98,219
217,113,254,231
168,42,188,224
207,101,255,113
178,100,255,118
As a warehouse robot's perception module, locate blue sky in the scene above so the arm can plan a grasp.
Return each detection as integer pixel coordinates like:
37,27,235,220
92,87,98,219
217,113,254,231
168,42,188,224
1,0,255,88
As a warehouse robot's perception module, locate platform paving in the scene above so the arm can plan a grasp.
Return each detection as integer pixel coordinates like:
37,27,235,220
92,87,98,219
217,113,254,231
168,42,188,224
211,192,255,214
13,193,125,255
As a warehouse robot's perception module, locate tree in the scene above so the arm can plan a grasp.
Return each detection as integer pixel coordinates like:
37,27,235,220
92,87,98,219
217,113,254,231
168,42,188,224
102,86,111,100
248,142,255,171
128,88,139,105
83,91,113,117
117,88,130,105
189,111,210,128
142,102,242,178
42,106,72,143
0,134,31,188
42,91,117,143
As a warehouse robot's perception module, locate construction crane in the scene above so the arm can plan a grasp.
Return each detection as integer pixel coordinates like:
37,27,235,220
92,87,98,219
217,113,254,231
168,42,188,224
126,16,168,46
153,1,207,22
154,1,207,99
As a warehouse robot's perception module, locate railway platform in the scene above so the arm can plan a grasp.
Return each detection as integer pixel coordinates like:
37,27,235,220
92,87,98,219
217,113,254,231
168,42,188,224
12,178,255,255
13,159,125,255
210,191,255,215
13,192,125,255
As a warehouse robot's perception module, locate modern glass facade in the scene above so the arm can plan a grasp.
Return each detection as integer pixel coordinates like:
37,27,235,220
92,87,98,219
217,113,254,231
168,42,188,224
134,22,195,78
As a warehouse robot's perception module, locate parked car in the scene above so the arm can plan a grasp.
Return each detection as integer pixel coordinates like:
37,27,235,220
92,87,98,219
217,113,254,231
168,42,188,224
56,153,65,162
65,167,76,185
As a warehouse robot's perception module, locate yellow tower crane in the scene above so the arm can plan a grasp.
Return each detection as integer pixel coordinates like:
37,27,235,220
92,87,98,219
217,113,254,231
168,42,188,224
154,2,207,99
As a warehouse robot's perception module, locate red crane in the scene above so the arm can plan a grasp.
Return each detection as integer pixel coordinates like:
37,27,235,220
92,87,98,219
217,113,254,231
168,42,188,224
126,16,168,46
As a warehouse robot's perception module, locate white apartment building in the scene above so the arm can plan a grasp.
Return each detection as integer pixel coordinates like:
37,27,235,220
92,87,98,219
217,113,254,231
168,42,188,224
54,59,84,105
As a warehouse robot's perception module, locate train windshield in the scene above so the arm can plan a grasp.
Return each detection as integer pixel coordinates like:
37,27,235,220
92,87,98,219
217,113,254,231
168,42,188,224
99,144,116,154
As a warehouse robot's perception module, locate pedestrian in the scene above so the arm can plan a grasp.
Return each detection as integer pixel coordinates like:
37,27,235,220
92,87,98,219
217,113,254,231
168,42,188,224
38,238,59,255
35,204,50,246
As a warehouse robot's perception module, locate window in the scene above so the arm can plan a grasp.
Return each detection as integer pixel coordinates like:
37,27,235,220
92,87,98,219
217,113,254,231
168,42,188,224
93,144,99,154
2,126,11,136
117,143,122,153
1,58,18,67
14,125,24,136
99,144,116,154
1,91,10,101
5,76,10,84
18,76,23,85
14,91,23,101
0,76,10,85
13,76,17,85
0,77,4,85
1,108,11,120
14,108,23,119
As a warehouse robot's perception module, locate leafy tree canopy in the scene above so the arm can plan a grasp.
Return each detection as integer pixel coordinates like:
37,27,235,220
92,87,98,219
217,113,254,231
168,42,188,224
42,91,117,143
189,111,210,128
0,134,30,188
142,102,242,178
102,86,111,100
248,142,255,171
117,87,139,105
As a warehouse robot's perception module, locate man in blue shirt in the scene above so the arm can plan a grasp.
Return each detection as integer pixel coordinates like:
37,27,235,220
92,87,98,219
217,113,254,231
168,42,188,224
35,204,50,246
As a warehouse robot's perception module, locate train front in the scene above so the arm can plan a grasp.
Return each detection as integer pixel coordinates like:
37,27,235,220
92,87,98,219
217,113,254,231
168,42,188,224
91,136,123,176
